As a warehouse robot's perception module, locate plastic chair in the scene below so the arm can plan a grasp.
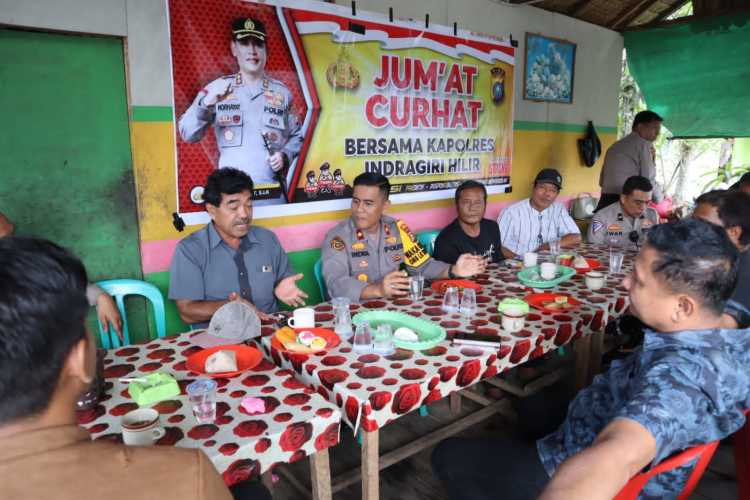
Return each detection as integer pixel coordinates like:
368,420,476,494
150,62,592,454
613,440,720,500
314,259,328,302
96,279,166,349
416,229,440,256
733,410,750,499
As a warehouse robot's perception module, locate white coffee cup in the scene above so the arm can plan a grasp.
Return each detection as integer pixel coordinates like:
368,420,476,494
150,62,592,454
585,271,606,291
540,262,557,280
288,307,315,329
523,252,538,268
501,308,526,332
122,408,165,446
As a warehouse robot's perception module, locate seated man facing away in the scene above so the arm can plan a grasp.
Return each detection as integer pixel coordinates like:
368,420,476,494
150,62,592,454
322,172,486,302
588,175,659,249
0,237,243,500
169,168,306,327
693,189,750,329
434,180,503,264
433,219,750,500
497,168,581,259
0,211,123,340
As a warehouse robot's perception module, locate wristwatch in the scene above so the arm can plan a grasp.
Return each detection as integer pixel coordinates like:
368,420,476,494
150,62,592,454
448,265,457,279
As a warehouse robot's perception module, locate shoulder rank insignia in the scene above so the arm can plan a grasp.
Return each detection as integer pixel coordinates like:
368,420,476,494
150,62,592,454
357,273,368,282
331,236,345,252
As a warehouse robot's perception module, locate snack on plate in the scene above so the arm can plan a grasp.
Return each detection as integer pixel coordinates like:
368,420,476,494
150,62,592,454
573,256,589,269
542,296,572,310
394,327,419,342
205,349,238,373
297,330,317,346
275,326,297,346
310,337,327,351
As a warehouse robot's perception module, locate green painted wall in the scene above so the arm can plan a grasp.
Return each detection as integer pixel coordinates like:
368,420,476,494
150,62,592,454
144,247,324,336
0,28,146,344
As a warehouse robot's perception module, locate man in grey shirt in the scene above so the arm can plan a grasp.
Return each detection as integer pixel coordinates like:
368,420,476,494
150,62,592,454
596,110,663,212
169,168,307,328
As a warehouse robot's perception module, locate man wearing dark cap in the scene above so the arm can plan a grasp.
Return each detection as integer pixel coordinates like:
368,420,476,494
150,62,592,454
178,17,302,205
497,168,581,258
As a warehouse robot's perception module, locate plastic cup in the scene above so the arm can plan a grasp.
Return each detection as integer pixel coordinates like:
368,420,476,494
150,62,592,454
609,250,625,273
332,297,353,340
459,288,477,318
373,323,395,355
409,275,425,301
523,252,538,268
549,238,561,257
352,321,373,353
442,286,460,313
186,379,217,424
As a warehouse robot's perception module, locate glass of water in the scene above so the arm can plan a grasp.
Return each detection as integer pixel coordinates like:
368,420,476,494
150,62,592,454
459,288,477,318
186,379,217,424
549,238,561,258
352,321,373,353
609,249,625,273
373,323,395,355
409,274,425,301
442,286,460,314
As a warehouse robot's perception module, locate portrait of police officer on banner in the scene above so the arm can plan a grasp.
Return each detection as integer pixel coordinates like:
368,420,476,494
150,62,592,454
178,17,303,206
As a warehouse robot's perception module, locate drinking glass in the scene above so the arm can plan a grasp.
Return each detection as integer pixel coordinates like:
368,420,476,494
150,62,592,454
459,288,477,318
352,321,373,352
609,249,625,273
548,238,561,257
186,379,217,424
373,323,395,355
409,274,425,301
331,297,353,340
442,286,460,313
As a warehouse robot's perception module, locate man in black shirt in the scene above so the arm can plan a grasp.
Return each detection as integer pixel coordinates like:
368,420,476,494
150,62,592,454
693,189,750,328
434,181,503,264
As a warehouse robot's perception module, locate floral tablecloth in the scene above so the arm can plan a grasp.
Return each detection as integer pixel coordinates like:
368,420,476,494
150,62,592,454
76,333,342,486
259,243,634,434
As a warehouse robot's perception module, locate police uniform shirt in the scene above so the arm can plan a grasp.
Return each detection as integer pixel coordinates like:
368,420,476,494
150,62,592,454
497,199,581,257
168,223,293,327
599,132,663,202
321,215,449,302
178,73,302,186
587,201,658,249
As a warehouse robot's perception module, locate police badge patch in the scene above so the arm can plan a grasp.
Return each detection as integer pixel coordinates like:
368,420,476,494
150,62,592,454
331,237,345,252
591,218,604,233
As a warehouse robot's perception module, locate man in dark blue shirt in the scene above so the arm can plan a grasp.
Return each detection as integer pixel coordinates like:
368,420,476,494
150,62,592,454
434,180,503,264
432,219,750,499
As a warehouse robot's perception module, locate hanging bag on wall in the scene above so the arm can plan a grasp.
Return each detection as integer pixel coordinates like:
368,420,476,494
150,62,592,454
578,121,602,167
570,193,597,220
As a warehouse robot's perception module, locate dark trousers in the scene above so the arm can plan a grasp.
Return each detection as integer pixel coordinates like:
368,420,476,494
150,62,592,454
432,435,549,500
230,479,272,500
594,193,620,213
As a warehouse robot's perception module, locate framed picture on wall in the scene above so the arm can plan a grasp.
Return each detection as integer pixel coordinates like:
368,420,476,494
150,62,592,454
523,33,576,104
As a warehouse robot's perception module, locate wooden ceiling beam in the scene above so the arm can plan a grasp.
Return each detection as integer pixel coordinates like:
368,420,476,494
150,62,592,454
607,0,657,29
652,0,691,23
611,0,661,29
567,0,591,17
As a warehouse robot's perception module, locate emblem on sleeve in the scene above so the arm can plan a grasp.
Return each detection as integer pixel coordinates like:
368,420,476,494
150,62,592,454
357,273,368,282
331,236,345,252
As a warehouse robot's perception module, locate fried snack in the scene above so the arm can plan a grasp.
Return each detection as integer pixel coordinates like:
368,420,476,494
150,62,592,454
275,326,297,346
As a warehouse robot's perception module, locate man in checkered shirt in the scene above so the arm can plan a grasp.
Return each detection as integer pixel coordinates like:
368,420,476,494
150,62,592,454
497,169,581,259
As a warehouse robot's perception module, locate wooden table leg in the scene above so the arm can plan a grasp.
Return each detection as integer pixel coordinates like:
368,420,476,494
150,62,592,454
310,449,332,500
574,334,592,391
450,391,462,414
361,428,379,500
261,470,274,495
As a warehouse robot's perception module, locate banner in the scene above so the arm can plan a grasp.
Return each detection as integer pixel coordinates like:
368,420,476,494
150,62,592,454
168,0,515,222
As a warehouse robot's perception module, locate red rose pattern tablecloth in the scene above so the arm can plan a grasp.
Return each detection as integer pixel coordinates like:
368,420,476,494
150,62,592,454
258,244,636,434
76,333,342,486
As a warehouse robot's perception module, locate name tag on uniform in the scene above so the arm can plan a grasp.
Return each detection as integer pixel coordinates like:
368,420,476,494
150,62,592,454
262,265,273,273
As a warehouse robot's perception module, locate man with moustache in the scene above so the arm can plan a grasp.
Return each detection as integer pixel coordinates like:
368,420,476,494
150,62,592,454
169,168,307,328
178,17,302,205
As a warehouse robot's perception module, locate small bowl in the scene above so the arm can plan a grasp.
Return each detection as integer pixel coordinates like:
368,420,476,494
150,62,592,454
585,271,606,291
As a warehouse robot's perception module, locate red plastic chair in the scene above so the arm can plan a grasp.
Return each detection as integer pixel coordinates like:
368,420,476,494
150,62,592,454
613,440,720,500
734,410,750,498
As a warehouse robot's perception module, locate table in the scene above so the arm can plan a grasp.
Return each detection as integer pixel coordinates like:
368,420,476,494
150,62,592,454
76,333,342,500
258,243,631,499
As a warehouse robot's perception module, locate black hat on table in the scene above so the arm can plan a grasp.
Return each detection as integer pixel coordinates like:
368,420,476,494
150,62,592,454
534,168,563,190
232,17,266,42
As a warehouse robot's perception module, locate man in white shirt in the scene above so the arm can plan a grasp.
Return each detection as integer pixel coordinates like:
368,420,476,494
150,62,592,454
497,169,581,259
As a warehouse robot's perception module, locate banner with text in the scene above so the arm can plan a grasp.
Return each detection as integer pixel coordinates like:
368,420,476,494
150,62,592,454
169,0,515,221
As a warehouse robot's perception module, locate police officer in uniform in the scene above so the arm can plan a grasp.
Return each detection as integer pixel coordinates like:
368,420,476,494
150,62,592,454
178,17,302,205
321,172,487,302
588,175,659,249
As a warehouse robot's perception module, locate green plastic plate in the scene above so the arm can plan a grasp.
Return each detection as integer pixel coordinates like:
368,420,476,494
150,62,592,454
352,310,446,351
517,265,576,289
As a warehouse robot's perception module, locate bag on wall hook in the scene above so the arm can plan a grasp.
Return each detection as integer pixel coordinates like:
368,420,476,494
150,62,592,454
578,121,602,167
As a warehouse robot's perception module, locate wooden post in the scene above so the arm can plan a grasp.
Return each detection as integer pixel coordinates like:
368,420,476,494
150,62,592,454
261,470,274,495
310,449,332,500
449,391,462,413
588,329,604,384
574,334,592,391
361,429,379,500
